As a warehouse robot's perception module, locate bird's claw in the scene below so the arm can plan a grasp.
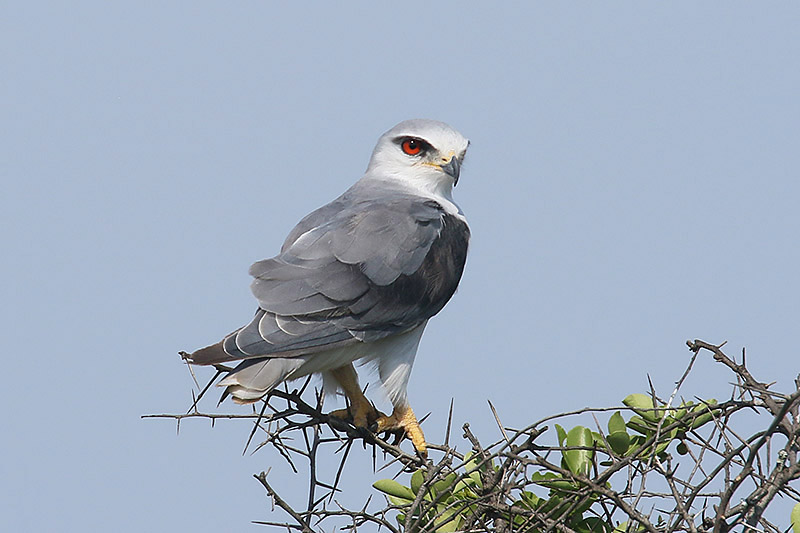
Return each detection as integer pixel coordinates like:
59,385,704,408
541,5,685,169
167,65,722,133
328,404,383,429
371,406,428,459
330,404,427,458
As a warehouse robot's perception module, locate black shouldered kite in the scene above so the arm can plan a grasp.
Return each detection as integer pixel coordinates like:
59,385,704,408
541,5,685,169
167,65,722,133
184,119,470,456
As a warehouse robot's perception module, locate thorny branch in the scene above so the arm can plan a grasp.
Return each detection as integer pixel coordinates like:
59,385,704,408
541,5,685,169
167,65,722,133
148,340,800,532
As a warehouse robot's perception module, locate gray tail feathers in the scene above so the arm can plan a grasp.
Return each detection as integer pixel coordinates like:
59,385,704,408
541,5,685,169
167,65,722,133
183,341,237,366
217,357,306,404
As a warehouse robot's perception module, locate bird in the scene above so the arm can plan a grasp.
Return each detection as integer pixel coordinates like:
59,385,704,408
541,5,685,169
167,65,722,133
183,119,470,456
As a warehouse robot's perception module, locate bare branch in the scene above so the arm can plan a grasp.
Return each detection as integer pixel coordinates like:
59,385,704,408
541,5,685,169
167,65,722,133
151,338,800,532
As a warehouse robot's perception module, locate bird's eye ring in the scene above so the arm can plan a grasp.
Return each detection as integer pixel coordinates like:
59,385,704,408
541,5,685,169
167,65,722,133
401,138,424,156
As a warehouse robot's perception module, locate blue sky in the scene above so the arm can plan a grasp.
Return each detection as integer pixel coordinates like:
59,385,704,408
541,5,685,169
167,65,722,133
2,3,798,531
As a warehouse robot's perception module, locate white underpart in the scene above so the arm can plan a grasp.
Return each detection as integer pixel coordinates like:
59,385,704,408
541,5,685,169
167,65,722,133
370,322,427,408
224,323,428,407
317,323,427,408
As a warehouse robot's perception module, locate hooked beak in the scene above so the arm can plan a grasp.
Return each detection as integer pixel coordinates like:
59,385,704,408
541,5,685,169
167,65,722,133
439,156,461,185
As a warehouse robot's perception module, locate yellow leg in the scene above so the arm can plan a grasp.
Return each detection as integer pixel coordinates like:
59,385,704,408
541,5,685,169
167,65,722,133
326,365,427,458
375,405,427,458
327,364,380,428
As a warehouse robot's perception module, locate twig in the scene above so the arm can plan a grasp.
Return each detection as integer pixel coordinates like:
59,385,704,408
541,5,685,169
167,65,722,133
254,471,314,533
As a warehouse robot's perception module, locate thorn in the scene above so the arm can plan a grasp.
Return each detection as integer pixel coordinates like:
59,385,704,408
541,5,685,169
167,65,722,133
297,374,313,396
244,400,270,456
445,398,454,448
186,367,224,413
488,400,510,443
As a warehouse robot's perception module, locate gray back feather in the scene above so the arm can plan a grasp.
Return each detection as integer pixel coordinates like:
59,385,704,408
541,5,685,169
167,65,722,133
217,180,468,361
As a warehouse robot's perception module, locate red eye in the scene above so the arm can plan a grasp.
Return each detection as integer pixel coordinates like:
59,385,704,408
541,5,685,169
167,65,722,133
401,138,423,155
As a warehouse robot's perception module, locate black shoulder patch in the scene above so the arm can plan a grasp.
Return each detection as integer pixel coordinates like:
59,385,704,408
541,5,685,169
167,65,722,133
361,213,470,326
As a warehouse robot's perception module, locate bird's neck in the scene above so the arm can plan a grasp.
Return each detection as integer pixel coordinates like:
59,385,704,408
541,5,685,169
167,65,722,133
370,171,463,218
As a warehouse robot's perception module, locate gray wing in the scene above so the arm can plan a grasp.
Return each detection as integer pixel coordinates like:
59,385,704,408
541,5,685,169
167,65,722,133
200,194,469,364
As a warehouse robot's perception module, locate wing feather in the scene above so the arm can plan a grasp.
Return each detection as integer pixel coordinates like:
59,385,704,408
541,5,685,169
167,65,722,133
195,193,469,365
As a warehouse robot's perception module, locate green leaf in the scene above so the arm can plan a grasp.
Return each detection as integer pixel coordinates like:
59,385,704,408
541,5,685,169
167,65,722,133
468,471,483,488
373,479,415,500
626,415,653,435
654,441,670,456
629,434,646,446
411,469,425,494
574,516,611,533
564,426,594,476
434,506,461,532
539,493,569,519
431,473,458,497
676,441,688,455
607,431,631,455
573,493,597,515
673,403,690,420
463,451,478,472
690,400,718,429
452,476,477,495
452,485,478,500
519,490,540,509
624,435,647,456
608,411,626,434
623,393,659,422
555,424,568,446
388,495,412,506
622,393,653,411
792,502,800,533
531,471,575,491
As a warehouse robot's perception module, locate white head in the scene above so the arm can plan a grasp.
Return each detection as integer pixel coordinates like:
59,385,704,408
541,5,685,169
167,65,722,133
365,119,470,199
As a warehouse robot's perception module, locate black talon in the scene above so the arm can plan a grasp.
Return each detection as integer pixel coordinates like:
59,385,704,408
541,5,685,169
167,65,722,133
391,430,405,445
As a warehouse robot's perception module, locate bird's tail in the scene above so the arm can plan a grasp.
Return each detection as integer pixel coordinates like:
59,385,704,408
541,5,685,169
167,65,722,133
181,342,306,404
217,357,306,404
181,341,236,366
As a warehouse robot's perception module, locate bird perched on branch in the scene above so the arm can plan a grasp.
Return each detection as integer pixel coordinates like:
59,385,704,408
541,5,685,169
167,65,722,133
184,119,470,456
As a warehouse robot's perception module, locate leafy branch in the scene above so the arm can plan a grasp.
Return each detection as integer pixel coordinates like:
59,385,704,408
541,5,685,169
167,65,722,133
147,339,800,532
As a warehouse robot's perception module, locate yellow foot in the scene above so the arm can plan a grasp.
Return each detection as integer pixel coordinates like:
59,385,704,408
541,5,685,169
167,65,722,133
328,402,382,428
373,405,427,458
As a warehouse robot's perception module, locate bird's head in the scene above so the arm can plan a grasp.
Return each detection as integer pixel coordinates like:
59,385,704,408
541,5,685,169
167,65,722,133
366,119,469,197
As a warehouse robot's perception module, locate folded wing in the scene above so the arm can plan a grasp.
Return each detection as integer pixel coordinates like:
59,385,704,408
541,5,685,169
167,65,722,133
189,195,469,365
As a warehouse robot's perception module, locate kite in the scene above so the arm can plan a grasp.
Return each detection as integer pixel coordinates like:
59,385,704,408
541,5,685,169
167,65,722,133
184,119,470,456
